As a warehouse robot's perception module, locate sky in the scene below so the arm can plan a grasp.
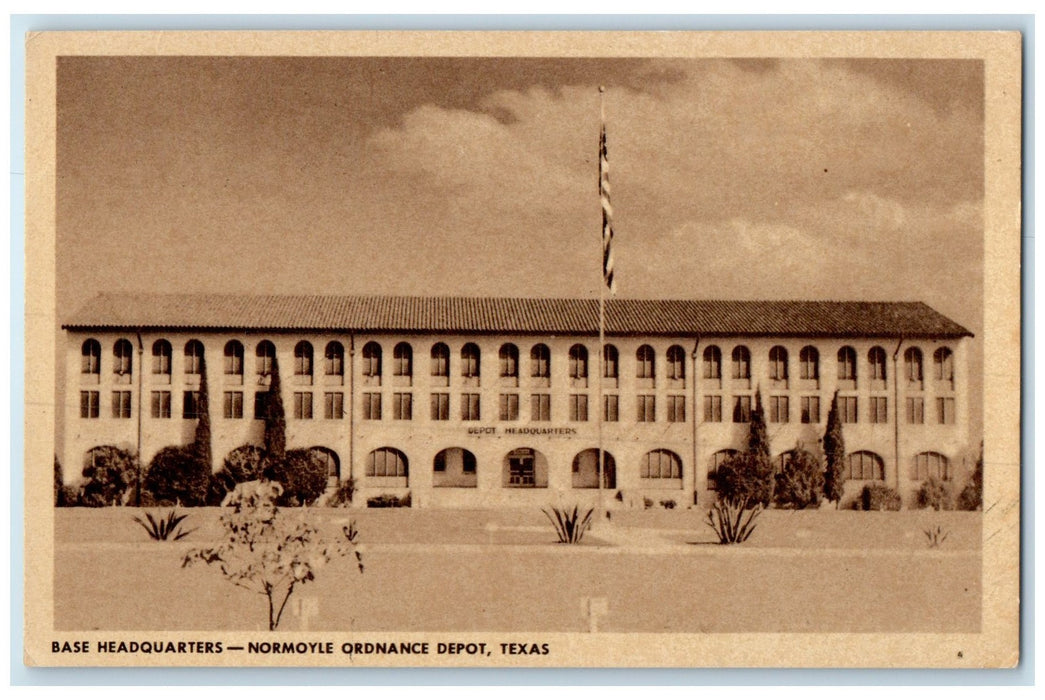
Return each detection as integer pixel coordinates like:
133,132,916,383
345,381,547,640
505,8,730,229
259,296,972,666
55,56,984,433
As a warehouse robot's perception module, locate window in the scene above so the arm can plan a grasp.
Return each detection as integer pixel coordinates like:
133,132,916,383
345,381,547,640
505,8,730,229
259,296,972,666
309,447,340,481
362,342,382,378
603,394,619,422
868,346,887,382
461,393,481,421
869,396,888,424
603,344,619,379
666,345,686,381
732,395,752,423
324,341,344,376
152,340,172,376
905,347,924,383
837,346,857,382
362,392,381,420
500,393,519,421
800,396,820,424
367,447,408,477
703,345,722,379
703,395,722,422
81,339,101,375
937,397,956,424
569,344,589,379
531,393,551,421
324,392,343,419
769,346,788,381
393,342,413,377
294,392,313,419
430,343,450,379
430,393,449,421
223,391,244,419
934,347,955,384
641,449,681,479
912,452,951,481
569,394,589,422
530,344,550,379
708,449,739,489
184,340,203,375
182,391,199,419
847,451,884,480
150,391,170,419
111,391,132,418
434,448,477,475
80,390,100,418
731,346,751,379
637,395,656,422
839,396,858,423
667,395,686,422
223,341,243,376
461,343,480,379
255,341,275,376
393,393,412,420
636,345,655,379
769,396,789,423
294,341,313,377
906,397,925,424
499,344,519,377
253,392,270,419
114,339,134,377
799,346,819,380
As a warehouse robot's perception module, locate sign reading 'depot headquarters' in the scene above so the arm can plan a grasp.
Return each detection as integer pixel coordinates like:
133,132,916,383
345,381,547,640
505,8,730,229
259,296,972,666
466,426,578,437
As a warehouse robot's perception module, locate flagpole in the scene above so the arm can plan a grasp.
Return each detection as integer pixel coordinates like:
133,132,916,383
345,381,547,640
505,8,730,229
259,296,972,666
597,86,606,520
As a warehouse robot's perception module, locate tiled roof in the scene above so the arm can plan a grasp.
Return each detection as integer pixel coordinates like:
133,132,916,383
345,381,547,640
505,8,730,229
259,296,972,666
62,293,973,338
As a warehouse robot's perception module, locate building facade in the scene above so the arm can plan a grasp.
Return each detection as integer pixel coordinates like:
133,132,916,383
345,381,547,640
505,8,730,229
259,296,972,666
62,294,973,508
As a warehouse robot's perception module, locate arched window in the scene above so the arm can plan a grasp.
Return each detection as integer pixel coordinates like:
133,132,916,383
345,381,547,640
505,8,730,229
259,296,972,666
530,344,550,378
933,347,954,383
324,341,344,376
366,447,408,477
362,342,382,378
837,346,857,382
904,347,924,383
636,345,655,379
868,346,887,382
183,340,204,375
393,342,413,377
255,340,276,375
799,346,819,380
81,339,101,375
666,345,686,380
707,449,739,489
847,451,885,480
769,346,788,381
113,339,134,376
703,345,722,379
913,451,951,481
460,343,480,378
430,343,450,378
152,340,172,376
223,340,243,376
499,344,519,377
569,344,588,379
308,446,340,481
603,344,619,379
731,345,751,379
294,341,313,376
641,449,682,479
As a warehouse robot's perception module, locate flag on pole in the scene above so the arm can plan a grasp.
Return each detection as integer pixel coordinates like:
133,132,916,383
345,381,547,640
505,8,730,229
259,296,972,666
599,94,617,295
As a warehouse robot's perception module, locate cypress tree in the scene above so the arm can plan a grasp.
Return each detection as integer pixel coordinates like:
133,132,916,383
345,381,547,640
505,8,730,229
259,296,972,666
193,351,213,471
822,390,847,505
745,387,774,506
263,353,287,463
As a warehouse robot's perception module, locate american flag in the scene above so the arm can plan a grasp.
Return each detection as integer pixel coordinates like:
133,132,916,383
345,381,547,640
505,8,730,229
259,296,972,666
599,100,617,295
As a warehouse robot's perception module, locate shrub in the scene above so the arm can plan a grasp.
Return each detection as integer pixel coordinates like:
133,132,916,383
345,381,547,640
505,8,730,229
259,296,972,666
133,509,195,541
367,493,410,508
714,451,774,509
859,483,902,511
774,448,824,509
542,505,595,544
916,476,954,511
209,444,266,505
659,499,676,510
643,497,654,509
267,449,329,506
54,455,63,506
957,445,983,511
328,478,356,507
144,445,211,506
57,484,80,507
705,497,762,544
80,446,137,507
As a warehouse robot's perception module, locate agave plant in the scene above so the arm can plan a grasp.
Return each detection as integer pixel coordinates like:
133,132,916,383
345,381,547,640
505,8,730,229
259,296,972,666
133,509,195,541
542,504,595,544
705,497,763,544
924,524,950,548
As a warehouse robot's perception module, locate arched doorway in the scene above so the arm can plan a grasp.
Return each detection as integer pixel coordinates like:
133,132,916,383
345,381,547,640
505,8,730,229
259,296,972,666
571,448,616,489
433,447,478,488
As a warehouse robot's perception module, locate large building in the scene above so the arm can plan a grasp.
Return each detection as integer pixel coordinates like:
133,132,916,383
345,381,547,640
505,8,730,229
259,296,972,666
62,293,974,508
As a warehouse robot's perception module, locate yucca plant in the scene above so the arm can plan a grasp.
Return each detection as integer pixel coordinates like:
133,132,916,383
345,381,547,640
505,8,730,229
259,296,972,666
133,509,195,541
542,504,595,544
924,524,949,548
705,497,763,544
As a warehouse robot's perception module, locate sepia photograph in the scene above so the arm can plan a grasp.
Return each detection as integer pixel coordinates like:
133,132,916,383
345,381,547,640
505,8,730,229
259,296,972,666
24,30,1022,668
